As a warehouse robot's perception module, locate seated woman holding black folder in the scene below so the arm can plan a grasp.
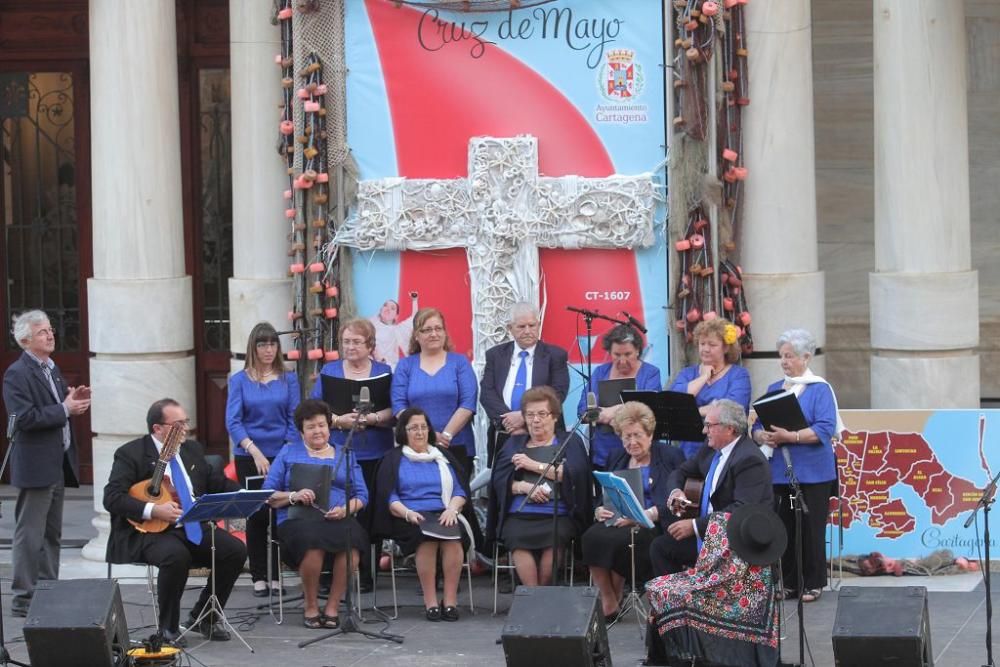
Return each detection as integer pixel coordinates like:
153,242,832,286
752,328,842,603
310,318,393,590
265,399,369,629
581,401,683,620
489,386,592,586
372,407,473,622
669,318,751,459
577,324,661,471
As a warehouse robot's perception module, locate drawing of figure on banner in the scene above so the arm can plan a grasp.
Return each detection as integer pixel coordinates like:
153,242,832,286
369,291,418,368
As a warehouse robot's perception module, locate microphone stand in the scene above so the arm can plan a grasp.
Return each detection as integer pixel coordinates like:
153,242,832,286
783,449,808,667
565,306,629,465
963,468,1000,667
514,410,592,585
0,415,29,667
299,404,403,648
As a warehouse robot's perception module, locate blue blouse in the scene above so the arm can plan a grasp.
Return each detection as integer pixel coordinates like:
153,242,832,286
309,359,394,461
669,364,751,459
389,457,466,512
391,352,478,455
226,370,300,458
578,361,662,467
264,441,368,524
756,380,838,485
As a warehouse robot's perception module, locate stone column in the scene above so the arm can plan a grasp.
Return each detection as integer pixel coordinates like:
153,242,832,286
739,0,826,394
83,0,194,561
228,0,292,374
870,1,979,408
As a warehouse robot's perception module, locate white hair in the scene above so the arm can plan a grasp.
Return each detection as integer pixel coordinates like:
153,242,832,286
508,302,539,323
12,310,50,350
710,398,748,434
776,328,817,358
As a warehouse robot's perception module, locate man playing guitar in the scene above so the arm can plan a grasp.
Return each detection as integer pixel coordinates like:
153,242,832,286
103,398,246,646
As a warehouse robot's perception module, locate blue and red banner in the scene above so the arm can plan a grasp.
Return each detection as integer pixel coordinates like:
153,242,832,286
345,0,669,407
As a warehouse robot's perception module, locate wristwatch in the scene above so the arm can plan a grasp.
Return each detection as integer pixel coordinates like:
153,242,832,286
441,430,453,441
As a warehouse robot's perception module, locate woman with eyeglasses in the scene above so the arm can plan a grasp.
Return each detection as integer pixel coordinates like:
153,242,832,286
578,324,662,471
310,318,394,591
225,321,300,597
580,402,683,620
391,307,478,484
487,386,592,586
372,408,474,622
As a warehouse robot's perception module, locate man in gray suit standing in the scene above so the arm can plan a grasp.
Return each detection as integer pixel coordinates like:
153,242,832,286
2,310,90,616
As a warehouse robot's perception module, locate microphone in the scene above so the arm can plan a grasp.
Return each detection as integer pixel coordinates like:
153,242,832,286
357,386,372,415
582,392,601,424
621,310,647,334
781,445,794,472
566,305,602,318
273,329,303,337
6,413,16,440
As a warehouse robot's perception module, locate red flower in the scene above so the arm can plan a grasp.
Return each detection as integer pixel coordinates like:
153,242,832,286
716,589,727,599
733,582,743,593
739,597,750,608
749,565,762,574
708,523,720,535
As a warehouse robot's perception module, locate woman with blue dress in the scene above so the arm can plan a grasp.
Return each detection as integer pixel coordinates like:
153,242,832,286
752,328,841,603
372,408,473,622
581,402,684,620
391,307,478,482
669,318,751,459
225,321,300,597
265,399,369,629
578,324,661,470
311,318,394,590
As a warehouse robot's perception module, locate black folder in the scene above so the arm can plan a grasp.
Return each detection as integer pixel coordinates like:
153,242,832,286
752,389,809,432
321,372,391,415
419,511,461,540
516,445,557,488
288,462,331,521
598,378,636,408
620,389,705,441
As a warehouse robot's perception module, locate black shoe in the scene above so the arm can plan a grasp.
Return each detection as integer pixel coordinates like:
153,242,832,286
185,615,231,641
441,604,459,622
425,606,441,622
252,587,269,598
160,628,188,648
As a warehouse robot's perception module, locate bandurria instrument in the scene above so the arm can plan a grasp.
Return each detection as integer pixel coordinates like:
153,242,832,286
128,422,187,533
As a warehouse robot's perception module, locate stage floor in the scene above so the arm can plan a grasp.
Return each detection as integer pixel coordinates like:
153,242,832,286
1,486,997,666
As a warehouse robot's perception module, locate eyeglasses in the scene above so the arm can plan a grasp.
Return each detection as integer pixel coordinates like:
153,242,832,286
341,338,368,347
160,419,192,429
418,326,445,335
703,421,724,429
33,327,56,337
524,411,552,421
405,424,429,432
255,340,278,349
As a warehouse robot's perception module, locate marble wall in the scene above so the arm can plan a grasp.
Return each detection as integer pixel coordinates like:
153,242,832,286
812,0,1000,407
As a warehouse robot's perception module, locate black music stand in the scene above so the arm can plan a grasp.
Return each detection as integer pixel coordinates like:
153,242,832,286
175,490,272,653
620,389,704,442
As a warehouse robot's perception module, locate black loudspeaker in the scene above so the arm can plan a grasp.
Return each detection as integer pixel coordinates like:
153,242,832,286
501,585,612,667
23,578,129,667
832,586,933,667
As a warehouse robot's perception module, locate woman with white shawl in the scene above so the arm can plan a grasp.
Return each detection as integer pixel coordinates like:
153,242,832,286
752,328,844,603
373,407,473,622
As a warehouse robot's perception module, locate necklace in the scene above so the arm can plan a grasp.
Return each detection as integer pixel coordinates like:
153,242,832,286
306,443,332,456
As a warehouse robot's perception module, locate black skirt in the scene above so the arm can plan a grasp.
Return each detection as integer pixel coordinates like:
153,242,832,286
500,514,577,551
278,517,368,569
388,516,471,557
580,522,660,583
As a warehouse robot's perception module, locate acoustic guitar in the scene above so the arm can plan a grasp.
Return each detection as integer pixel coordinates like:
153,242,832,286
674,477,705,520
127,422,187,533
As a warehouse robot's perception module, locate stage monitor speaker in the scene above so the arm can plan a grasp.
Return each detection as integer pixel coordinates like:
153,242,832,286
23,578,129,667
832,586,933,667
501,585,612,667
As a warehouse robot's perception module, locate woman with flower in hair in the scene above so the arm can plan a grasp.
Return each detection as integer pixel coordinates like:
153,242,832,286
669,319,751,459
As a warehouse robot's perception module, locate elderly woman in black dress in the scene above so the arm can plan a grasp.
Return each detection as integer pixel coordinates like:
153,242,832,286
372,408,473,622
264,400,368,629
488,386,592,586
581,402,684,619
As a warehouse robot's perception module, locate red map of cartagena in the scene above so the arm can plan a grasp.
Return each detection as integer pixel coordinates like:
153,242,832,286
833,411,989,541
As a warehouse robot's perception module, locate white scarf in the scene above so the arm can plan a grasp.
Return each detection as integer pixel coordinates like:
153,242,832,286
782,368,847,435
401,445,474,548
